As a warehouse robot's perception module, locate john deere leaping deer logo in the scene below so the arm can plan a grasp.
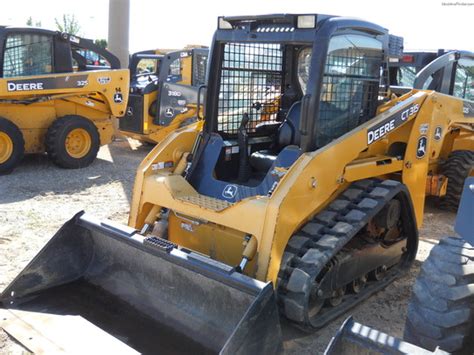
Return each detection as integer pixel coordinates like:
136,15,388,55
416,136,427,159
222,184,238,199
114,88,123,103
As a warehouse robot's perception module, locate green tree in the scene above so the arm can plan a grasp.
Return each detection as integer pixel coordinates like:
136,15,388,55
26,16,42,27
54,14,80,35
94,39,108,49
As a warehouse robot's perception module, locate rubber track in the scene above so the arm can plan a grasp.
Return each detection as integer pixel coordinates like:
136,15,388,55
404,237,474,354
439,151,474,212
277,178,410,330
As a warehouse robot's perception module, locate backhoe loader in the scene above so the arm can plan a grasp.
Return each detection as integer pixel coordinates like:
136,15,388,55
119,47,208,144
1,14,473,354
0,26,129,173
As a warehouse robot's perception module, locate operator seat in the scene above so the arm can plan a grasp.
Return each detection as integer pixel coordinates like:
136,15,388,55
250,101,301,172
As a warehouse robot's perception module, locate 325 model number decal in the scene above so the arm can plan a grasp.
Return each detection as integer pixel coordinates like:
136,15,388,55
367,103,419,144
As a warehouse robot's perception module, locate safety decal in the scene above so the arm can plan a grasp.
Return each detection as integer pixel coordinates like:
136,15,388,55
69,35,80,44
416,136,428,159
367,103,419,145
97,76,111,85
434,126,442,141
419,123,429,135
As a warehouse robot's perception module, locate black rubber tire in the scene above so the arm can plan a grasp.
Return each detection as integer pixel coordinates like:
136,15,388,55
45,115,100,169
404,237,474,354
0,117,24,174
439,151,474,212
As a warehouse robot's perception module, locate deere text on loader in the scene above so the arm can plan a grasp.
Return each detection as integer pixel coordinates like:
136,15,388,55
0,26,129,173
1,14,473,354
119,47,208,144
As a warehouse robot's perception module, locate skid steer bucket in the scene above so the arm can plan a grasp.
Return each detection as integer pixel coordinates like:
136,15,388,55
0,212,282,354
324,317,447,355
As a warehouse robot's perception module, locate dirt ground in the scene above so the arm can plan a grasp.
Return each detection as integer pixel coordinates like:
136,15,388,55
0,139,457,354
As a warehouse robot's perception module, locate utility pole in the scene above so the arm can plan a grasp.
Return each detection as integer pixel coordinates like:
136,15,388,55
108,0,130,68
108,0,130,135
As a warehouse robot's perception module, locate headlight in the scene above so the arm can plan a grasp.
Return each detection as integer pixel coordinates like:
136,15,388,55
218,17,233,30
297,15,316,29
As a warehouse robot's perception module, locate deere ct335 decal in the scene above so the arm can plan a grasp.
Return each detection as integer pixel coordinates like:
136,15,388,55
367,103,420,144
6,75,89,92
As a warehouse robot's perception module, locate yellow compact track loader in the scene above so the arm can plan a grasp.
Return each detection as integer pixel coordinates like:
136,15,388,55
0,26,129,173
1,14,473,354
119,47,208,144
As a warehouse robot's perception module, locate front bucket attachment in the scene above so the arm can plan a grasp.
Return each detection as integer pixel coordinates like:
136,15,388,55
0,212,282,354
324,317,447,355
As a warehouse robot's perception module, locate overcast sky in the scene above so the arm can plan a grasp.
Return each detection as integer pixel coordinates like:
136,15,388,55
0,0,472,53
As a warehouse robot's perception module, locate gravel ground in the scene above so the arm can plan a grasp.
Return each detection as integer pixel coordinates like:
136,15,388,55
0,140,457,354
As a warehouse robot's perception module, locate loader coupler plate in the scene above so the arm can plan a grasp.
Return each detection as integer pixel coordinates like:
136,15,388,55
1,212,282,354
324,317,447,355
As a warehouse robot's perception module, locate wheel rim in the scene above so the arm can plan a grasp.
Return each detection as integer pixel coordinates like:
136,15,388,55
65,128,91,159
0,131,13,164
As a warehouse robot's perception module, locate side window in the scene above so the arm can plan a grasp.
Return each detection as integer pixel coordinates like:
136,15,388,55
136,58,158,75
192,52,208,86
397,66,417,87
298,47,312,94
71,46,111,71
168,58,181,78
453,58,474,101
3,33,53,77
318,34,383,146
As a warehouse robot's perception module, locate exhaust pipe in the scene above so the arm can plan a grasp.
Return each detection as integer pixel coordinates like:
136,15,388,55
1,212,282,354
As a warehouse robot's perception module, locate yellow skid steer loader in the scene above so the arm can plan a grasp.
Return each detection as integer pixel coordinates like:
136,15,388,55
0,26,129,173
119,47,208,144
1,14,473,354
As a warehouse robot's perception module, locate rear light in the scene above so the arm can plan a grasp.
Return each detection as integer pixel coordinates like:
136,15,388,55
402,55,414,63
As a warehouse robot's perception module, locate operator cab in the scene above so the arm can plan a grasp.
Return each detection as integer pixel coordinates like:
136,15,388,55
188,14,400,202
0,26,119,78
120,48,209,135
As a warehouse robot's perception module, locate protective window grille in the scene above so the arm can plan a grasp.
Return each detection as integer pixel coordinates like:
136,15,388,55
217,43,283,135
3,34,53,77
397,66,417,87
193,53,208,86
318,46,382,146
453,58,474,101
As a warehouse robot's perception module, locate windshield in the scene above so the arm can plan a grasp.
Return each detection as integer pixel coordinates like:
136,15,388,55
217,42,283,135
133,57,159,85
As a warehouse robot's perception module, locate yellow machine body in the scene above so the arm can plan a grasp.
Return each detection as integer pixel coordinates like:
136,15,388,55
2,15,473,354
129,90,473,285
119,48,208,144
1,70,129,154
